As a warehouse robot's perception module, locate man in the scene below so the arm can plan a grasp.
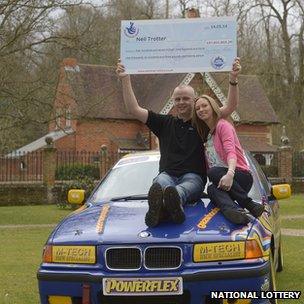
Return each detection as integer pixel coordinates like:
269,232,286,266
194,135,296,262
116,58,241,227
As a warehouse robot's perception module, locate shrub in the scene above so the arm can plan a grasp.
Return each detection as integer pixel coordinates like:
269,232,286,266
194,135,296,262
292,153,304,177
56,163,100,180
57,175,98,209
261,165,278,177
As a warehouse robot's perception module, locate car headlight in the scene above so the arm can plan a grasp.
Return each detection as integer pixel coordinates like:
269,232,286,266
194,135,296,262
193,240,263,262
42,245,96,264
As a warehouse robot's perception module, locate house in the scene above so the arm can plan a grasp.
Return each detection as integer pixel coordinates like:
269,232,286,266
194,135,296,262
15,58,279,166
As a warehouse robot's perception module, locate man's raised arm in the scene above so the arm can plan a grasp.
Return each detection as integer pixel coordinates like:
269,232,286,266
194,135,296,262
116,61,148,124
220,57,241,118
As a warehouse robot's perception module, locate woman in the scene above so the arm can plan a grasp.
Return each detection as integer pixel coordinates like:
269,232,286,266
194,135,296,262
192,94,265,224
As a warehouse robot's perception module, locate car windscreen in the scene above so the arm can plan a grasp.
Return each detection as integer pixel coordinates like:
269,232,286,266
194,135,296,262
90,157,262,203
90,160,159,202
247,178,262,202
246,153,265,202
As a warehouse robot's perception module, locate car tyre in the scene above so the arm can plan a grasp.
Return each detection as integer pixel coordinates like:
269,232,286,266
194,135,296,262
269,249,278,304
277,241,283,272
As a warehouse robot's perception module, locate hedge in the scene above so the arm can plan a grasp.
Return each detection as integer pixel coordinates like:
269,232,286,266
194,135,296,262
56,163,100,180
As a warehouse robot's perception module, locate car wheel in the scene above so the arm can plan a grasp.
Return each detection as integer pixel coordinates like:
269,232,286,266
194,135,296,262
269,249,278,304
277,241,283,272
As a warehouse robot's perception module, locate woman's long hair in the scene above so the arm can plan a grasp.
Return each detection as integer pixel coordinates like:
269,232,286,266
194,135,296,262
192,95,221,142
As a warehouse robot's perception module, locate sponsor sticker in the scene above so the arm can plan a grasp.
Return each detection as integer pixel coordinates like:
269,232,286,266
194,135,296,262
96,204,110,234
52,246,96,264
193,242,245,262
197,207,220,229
114,155,159,168
103,277,183,296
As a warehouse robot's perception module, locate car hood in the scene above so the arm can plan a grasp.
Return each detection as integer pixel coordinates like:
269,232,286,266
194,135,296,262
50,199,254,245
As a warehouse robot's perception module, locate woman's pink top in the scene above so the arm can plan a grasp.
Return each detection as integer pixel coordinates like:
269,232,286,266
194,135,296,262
209,118,249,171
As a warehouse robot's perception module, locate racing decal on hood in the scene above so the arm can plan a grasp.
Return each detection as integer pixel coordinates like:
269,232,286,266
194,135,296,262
96,204,110,234
231,224,251,241
113,155,160,168
70,204,87,215
258,212,272,234
247,215,272,256
197,207,220,229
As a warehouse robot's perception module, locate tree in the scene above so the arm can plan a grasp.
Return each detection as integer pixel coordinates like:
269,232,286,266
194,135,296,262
0,0,87,150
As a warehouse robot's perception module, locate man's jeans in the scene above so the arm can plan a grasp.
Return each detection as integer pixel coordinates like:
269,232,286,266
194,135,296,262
153,172,205,205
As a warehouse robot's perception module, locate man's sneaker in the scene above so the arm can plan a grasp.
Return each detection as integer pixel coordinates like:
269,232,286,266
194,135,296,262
222,208,251,225
163,186,185,224
145,183,163,228
246,201,265,218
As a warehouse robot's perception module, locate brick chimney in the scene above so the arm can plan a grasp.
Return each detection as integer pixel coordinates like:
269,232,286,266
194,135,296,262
61,57,78,68
186,8,200,18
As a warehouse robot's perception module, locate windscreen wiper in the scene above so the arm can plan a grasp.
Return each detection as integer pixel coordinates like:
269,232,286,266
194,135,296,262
110,194,148,201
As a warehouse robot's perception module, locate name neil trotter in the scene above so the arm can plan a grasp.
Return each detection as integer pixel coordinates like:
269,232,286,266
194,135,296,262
211,291,301,300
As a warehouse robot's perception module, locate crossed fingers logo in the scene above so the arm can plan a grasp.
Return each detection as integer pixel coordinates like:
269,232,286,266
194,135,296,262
124,22,139,38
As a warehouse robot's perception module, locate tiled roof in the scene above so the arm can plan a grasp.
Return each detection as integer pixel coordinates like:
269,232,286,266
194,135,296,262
66,64,128,120
132,73,186,113
63,61,278,124
65,64,185,119
7,128,74,156
210,73,279,124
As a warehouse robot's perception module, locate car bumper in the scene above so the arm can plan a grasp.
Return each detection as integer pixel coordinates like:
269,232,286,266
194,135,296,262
38,261,271,304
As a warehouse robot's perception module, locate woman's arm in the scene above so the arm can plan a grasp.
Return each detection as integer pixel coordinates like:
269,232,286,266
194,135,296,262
219,57,241,118
217,120,237,191
218,158,236,191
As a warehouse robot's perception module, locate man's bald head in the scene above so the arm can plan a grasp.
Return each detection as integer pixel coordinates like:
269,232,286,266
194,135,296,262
172,85,196,99
172,85,196,121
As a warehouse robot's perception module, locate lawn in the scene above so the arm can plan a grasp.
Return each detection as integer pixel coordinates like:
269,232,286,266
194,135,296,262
276,236,304,303
0,205,71,225
0,227,52,304
0,195,303,304
281,218,304,230
0,205,71,304
280,194,304,230
279,194,304,216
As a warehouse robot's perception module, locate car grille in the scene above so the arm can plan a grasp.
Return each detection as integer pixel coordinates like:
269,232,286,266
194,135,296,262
105,247,182,270
106,248,141,269
145,247,181,269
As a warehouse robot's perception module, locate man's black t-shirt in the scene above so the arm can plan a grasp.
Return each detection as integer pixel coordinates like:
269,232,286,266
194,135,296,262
146,111,206,177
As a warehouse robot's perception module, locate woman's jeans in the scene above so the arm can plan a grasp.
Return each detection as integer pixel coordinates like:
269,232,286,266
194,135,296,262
207,166,253,211
153,171,205,205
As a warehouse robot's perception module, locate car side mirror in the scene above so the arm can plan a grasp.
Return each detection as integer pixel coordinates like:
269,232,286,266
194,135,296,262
68,189,85,205
271,184,291,200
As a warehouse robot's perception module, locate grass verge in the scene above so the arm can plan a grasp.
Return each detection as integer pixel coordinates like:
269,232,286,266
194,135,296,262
281,218,304,230
279,194,304,216
277,236,304,303
0,205,71,225
0,227,52,304
0,205,71,303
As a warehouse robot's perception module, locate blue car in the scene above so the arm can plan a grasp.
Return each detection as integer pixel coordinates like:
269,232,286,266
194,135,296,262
37,151,291,304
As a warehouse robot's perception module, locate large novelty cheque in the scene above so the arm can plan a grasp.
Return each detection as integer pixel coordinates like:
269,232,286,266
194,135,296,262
120,17,237,74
